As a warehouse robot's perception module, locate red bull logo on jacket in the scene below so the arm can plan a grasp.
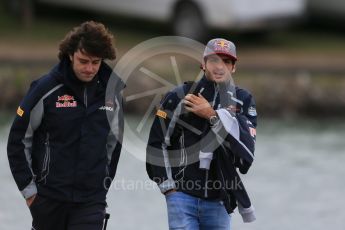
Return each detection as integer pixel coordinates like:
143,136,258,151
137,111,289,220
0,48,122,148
56,94,77,108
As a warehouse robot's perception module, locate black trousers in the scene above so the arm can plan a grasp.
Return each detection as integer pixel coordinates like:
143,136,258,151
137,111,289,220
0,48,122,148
29,195,106,230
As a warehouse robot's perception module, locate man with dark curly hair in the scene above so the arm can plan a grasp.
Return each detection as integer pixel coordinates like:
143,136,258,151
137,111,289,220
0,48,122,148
7,21,125,230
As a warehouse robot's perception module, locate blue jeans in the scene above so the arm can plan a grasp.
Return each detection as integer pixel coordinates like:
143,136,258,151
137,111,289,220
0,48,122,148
165,192,231,230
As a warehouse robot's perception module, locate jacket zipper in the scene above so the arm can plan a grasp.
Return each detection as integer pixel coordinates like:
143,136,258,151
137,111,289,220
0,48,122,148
84,86,88,108
39,133,50,183
212,84,219,107
203,84,219,198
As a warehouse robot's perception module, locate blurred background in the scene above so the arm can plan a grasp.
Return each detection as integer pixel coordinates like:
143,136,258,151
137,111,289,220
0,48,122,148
1,0,345,229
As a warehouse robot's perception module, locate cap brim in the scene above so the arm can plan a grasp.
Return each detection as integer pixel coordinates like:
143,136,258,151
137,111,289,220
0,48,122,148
205,52,237,61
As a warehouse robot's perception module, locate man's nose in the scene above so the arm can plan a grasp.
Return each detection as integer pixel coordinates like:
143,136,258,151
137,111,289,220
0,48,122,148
215,61,225,70
85,63,93,72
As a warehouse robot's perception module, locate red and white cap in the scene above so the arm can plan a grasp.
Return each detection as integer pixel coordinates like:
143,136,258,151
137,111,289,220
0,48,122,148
203,38,237,61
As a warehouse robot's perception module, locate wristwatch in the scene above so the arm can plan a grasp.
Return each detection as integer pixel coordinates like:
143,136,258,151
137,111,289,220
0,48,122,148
209,115,219,126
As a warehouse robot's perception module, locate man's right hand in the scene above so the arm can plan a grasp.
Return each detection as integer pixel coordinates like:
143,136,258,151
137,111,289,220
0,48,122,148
164,189,177,196
26,194,37,207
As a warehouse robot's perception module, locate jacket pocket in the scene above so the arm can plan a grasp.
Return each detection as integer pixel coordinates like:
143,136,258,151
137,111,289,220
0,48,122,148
38,133,51,184
173,130,188,182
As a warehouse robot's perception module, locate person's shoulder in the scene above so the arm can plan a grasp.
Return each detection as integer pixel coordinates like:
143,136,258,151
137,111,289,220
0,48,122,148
28,72,61,98
236,86,257,118
159,82,193,109
34,73,60,89
235,86,254,101
170,81,194,96
19,72,61,110
161,87,181,105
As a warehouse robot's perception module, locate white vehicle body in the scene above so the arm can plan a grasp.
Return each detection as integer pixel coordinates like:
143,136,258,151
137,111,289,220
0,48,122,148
36,0,307,38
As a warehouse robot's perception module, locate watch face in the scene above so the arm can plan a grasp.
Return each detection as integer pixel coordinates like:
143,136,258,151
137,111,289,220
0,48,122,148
209,116,219,125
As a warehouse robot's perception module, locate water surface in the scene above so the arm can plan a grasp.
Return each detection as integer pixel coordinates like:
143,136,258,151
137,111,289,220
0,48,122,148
0,118,344,230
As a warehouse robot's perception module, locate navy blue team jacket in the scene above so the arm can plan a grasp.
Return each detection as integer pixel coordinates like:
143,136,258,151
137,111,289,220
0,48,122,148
7,58,124,203
146,76,257,217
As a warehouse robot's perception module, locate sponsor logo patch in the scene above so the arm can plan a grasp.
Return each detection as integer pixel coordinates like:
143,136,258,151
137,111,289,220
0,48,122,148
56,94,77,108
216,40,230,50
99,106,114,112
17,106,24,117
156,109,167,119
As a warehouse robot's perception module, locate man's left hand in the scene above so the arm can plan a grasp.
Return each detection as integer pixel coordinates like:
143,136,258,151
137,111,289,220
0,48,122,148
184,93,216,119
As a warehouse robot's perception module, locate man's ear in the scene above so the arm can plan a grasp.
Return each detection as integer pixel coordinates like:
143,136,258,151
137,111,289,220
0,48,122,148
231,64,236,74
69,54,73,62
200,59,206,71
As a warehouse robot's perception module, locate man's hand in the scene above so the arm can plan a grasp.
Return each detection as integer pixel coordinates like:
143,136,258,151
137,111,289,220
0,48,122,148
164,189,177,196
184,93,216,119
26,194,37,207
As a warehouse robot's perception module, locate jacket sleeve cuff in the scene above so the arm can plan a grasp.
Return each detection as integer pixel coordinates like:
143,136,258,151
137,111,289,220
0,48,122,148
21,180,37,199
158,179,176,194
210,118,223,133
215,109,240,140
238,204,256,223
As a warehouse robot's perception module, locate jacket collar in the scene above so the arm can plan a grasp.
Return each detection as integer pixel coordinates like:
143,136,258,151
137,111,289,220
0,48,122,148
199,75,216,87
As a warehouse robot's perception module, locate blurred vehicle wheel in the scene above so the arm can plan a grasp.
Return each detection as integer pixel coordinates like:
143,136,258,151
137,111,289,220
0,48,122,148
172,2,208,41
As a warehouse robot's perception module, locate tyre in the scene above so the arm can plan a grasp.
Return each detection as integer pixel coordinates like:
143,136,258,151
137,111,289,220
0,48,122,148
172,2,208,41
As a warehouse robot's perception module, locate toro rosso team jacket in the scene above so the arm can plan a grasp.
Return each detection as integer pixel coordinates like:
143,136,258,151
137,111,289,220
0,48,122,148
146,76,257,222
7,58,124,203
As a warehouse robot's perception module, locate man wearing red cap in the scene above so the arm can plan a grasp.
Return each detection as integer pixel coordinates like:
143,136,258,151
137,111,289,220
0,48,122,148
146,38,258,229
